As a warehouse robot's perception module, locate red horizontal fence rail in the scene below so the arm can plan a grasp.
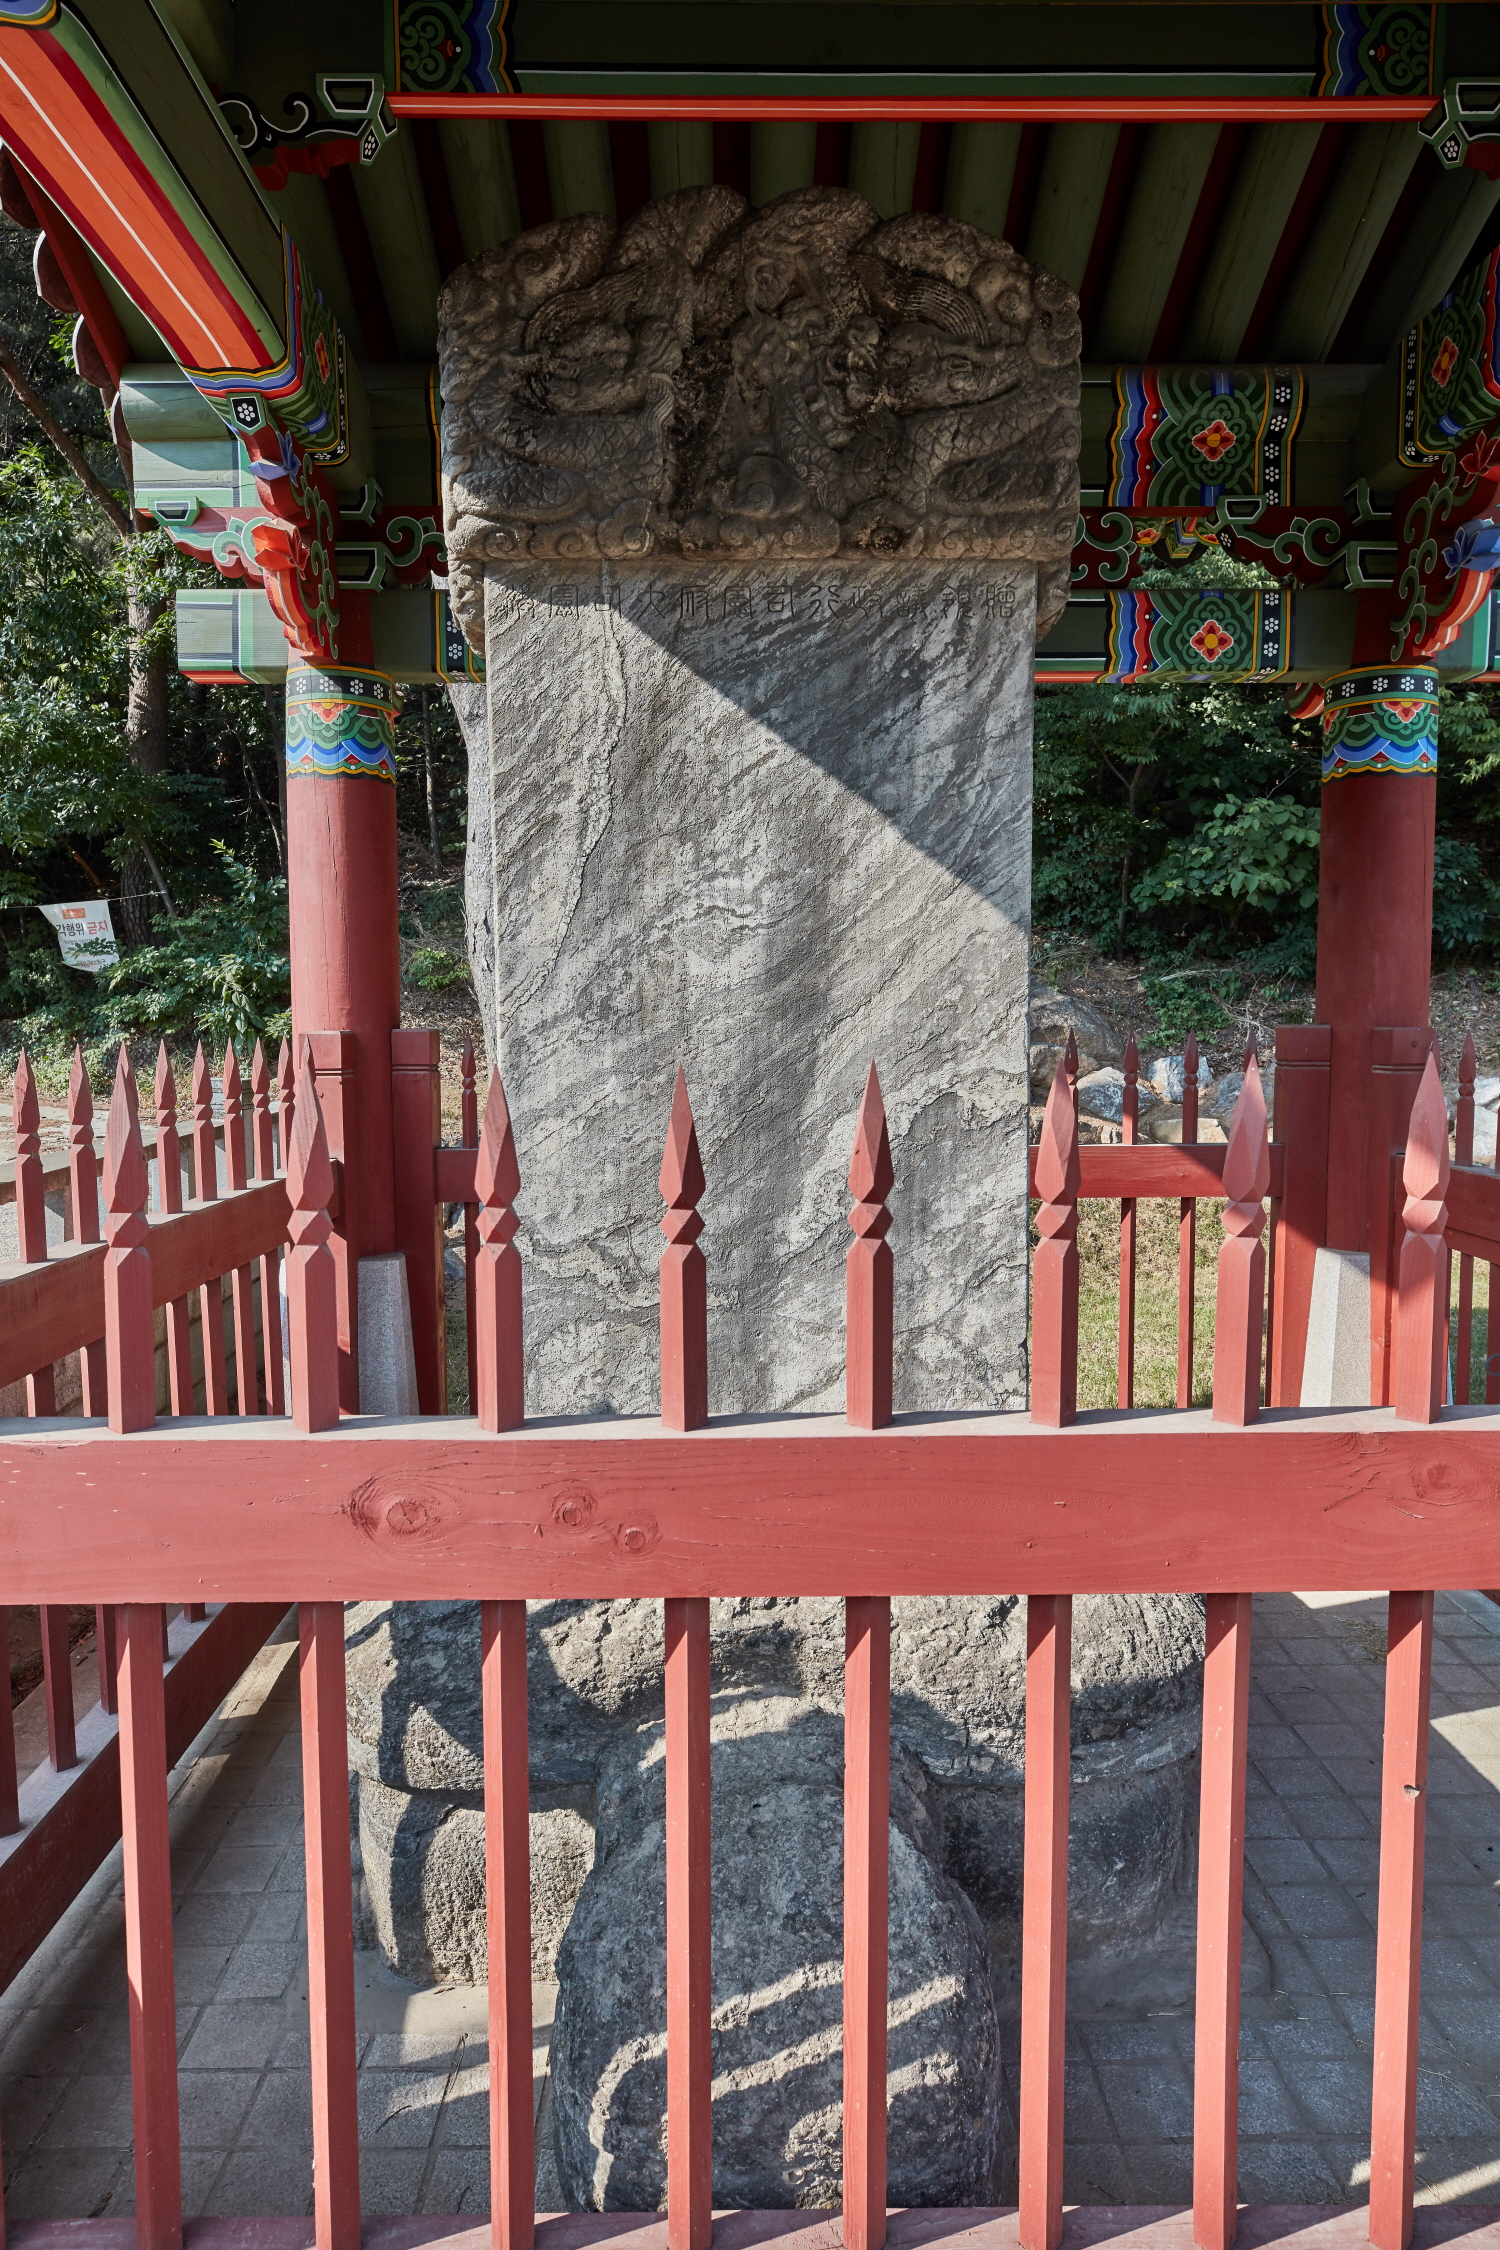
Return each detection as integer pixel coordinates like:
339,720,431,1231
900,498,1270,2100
0,1047,1485,2246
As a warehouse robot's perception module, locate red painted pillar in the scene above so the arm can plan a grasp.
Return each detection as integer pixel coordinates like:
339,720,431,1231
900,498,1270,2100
1313,665,1439,1252
285,650,402,1264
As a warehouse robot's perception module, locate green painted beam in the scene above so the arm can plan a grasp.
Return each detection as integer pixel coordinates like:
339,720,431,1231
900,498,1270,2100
1267,121,1422,362
1176,121,1321,361
848,122,921,219
543,119,617,221
441,119,523,256
156,0,231,84
264,173,368,360
352,132,442,357
1026,123,1119,293
942,122,1021,238
1350,166,1500,363
513,3,1327,74
649,121,715,195
750,122,817,205
1092,122,1221,359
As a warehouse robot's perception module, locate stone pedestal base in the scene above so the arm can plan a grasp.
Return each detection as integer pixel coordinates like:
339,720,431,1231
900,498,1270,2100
1300,1247,1371,1408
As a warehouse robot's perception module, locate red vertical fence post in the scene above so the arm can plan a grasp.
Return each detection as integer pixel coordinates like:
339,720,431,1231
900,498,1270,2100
1118,1034,1139,1408
1031,1059,1080,1428
251,1041,286,1413
1177,1032,1199,1407
95,1602,120,1718
299,1602,359,2248
192,1043,230,1415
223,1042,261,1415
1019,1593,1071,2250
483,1598,534,2250
391,1026,446,1411
1393,1053,1451,1425
1369,1589,1435,2250
474,1070,523,1433
277,1038,296,1169
846,1064,894,1430
1454,1032,1475,1403
13,1049,56,1415
68,1043,107,1416
41,1602,76,1774
1192,1591,1253,2250
307,1031,360,1412
1268,1026,1331,1407
665,1596,712,2250
844,1595,890,2250
104,1047,156,1435
154,1047,194,1414
285,1052,341,1433
118,1601,182,2250
461,1036,479,1407
1211,1059,1270,1427
0,1617,18,1833
660,1069,707,1431
1064,1027,1079,1117
1369,1030,1434,1408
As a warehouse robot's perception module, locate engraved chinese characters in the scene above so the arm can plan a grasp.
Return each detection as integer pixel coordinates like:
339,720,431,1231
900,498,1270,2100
437,186,1081,648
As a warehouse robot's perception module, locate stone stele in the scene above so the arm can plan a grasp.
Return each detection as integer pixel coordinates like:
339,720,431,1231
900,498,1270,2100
344,184,1208,2211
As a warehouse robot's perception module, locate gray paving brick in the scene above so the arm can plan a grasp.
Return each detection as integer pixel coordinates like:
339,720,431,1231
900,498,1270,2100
1096,2060,1195,2139
195,1845,285,1894
37,2072,135,2148
1271,1884,1374,1939
1236,2054,1305,2135
1255,2014,1361,2061
179,2000,290,2071
172,1892,257,1947
1245,1838,1328,1885
421,2145,493,2214
1235,2139,1347,2203
1061,2142,1135,2204
200,2146,314,2217
2,2147,125,2219
179,2069,262,2147
1284,2056,1372,2133
1413,2066,1500,2136
357,2065,450,2147
214,1943,303,2001
1300,1938,1378,1994
1423,1884,1500,1935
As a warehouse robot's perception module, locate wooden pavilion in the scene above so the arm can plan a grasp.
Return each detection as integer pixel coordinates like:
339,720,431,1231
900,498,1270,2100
4,4,1500,2248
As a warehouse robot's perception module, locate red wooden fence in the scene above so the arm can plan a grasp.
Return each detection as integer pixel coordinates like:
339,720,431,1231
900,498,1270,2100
2,1034,1498,2248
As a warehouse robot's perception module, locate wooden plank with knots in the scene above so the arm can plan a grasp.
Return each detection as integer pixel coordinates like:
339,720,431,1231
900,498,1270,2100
1,1412,1498,1601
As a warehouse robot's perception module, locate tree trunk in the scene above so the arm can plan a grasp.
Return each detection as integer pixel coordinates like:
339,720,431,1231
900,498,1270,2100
117,581,173,944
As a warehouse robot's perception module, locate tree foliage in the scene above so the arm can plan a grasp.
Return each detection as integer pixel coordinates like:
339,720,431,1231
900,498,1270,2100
1034,675,1500,970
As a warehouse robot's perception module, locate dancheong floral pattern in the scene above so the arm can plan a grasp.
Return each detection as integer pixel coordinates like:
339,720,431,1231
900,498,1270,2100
1189,617,1236,661
1190,420,1238,465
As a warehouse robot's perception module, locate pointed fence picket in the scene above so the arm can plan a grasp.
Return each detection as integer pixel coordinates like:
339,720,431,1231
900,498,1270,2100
8,1019,1500,2250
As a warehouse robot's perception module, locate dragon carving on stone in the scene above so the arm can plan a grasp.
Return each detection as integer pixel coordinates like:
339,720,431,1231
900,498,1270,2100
437,185,1082,649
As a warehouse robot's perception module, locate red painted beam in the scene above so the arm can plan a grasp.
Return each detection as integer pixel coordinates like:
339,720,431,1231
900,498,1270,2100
389,95,1436,123
0,1603,285,1996
2,1415,1499,1601
0,1179,289,1393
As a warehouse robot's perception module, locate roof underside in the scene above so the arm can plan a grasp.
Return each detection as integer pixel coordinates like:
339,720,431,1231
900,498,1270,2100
143,0,1500,399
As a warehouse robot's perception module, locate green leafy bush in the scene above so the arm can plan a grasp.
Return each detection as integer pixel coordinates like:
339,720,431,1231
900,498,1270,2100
1130,796,1321,922
407,944,471,993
